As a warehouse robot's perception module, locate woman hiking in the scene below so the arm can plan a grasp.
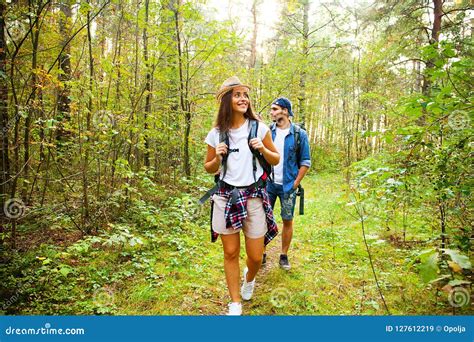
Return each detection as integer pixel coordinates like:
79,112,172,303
204,76,280,315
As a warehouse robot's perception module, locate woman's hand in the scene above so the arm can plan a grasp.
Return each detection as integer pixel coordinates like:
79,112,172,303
215,142,228,162
249,137,264,152
205,143,227,174
260,131,280,166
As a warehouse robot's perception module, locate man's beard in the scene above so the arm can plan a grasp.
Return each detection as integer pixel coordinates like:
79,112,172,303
273,115,286,126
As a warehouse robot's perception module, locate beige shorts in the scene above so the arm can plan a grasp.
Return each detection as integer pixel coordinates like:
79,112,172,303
211,195,266,239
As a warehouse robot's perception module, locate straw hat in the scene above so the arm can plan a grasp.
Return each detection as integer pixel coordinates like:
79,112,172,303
216,76,251,101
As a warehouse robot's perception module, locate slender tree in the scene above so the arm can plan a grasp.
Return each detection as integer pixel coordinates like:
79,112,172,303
421,0,443,98
297,0,309,126
249,0,260,69
0,1,9,206
56,0,72,147
143,0,151,168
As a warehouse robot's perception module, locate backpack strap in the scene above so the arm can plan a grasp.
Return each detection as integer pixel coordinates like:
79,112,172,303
248,119,274,183
249,120,258,184
293,123,301,167
269,122,276,180
219,129,229,181
199,129,228,205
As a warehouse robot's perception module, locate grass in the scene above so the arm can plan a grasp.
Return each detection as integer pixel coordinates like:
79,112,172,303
110,172,468,315
3,172,471,315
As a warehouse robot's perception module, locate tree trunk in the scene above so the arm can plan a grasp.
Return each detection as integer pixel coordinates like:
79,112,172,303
82,0,94,228
173,0,190,177
56,0,72,146
421,0,442,98
143,0,151,168
110,1,123,188
250,0,258,68
0,1,9,208
297,0,309,126
127,0,140,173
23,0,44,203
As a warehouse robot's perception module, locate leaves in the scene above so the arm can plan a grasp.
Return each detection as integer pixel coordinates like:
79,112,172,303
443,249,472,270
58,265,74,277
1,0,471,317
416,249,439,283
447,280,471,287
448,261,462,273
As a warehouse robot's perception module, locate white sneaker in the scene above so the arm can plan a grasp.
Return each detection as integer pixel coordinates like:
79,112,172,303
240,267,255,301
226,302,242,316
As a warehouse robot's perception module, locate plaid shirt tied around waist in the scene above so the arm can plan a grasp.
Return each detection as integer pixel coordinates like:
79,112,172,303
211,183,278,246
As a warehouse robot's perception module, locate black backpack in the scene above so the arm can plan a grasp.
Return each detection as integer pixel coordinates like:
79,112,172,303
198,120,302,205
294,122,306,167
270,121,305,167
219,119,273,184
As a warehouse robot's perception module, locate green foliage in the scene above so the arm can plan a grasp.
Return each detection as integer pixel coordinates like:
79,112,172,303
413,249,440,283
0,173,209,315
349,30,473,296
2,0,472,316
409,247,472,288
443,249,472,270
311,145,344,172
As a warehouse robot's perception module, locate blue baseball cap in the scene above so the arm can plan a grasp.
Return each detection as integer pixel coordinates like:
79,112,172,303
272,97,293,116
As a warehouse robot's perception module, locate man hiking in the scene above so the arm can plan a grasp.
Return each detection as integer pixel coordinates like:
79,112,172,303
265,97,311,270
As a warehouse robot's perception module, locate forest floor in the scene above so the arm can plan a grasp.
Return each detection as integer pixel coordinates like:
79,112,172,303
4,172,470,315
109,172,464,315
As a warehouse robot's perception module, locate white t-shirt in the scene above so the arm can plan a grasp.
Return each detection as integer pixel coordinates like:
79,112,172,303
273,127,290,184
205,119,269,187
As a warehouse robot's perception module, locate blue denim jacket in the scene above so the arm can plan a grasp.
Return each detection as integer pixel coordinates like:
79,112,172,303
269,122,311,193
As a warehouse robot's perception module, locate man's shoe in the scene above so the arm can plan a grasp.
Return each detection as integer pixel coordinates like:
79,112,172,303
262,253,267,266
226,302,242,316
240,267,255,301
279,254,291,270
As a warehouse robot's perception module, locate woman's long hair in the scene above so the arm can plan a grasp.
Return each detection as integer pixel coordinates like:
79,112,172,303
215,90,259,133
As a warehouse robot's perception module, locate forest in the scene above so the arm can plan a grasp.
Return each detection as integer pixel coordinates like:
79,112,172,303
0,0,472,315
